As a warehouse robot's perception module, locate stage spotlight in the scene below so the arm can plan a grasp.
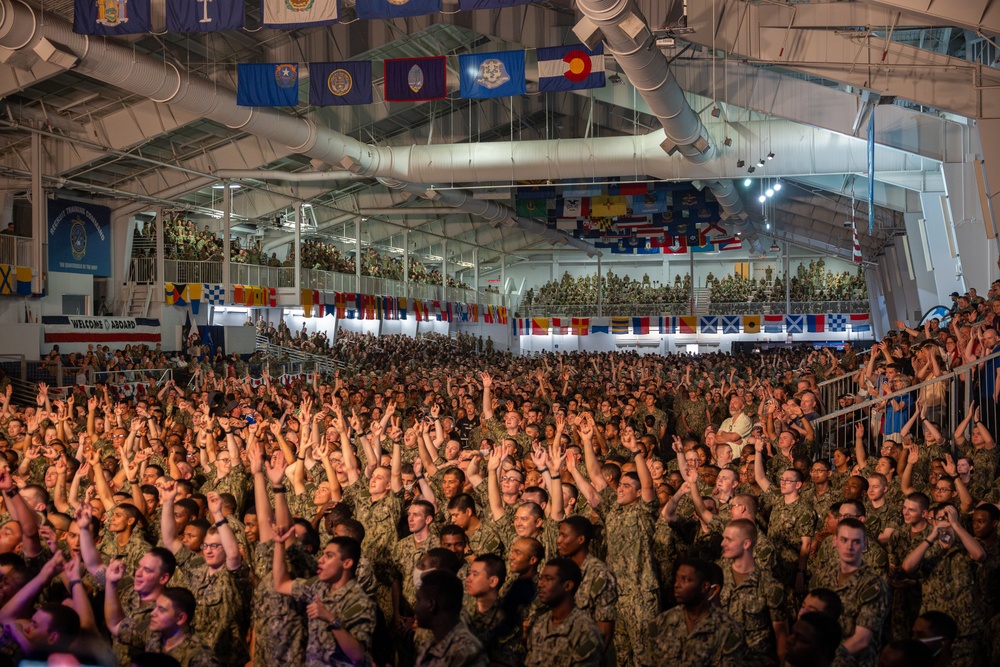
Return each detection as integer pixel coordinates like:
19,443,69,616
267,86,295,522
767,152,775,160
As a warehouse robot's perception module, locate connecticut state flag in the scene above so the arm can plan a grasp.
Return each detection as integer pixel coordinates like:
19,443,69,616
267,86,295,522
310,62,372,106
74,0,151,35
356,0,441,19
537,44,605,92
385,57,447,102
459,50,526,99
261,0,338,28
237,63,299,107
167,0,243,32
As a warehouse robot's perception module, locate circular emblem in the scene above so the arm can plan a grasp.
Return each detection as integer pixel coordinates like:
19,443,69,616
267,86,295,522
388,0,411,4
70,218,88,260
275,64,297,88
327,69,354,97
562,50,593,82
407,65,424,93
105,5,119,22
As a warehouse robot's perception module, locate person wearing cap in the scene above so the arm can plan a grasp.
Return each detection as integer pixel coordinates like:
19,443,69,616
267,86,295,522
0,221,13,235
948,292,961,317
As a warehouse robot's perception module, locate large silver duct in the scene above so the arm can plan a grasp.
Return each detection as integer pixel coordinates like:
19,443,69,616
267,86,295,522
575,0,764,254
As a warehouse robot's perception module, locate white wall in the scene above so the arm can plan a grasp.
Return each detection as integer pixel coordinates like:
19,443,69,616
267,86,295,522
224,326,258,355
0,324,42,356
39,272,94,316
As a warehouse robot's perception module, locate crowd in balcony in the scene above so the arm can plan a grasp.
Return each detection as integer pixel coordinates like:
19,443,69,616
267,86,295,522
708,261,868,304
521,270,691,307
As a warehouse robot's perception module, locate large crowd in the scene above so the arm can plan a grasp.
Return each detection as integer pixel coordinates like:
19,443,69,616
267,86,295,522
3,280,1000,667
708,262,868,304
521,271,691,308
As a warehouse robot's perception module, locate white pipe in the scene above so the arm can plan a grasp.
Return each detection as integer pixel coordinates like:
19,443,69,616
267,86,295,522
213,169,366,182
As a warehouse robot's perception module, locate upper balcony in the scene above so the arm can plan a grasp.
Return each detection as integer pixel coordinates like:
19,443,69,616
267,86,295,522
0,234,33,267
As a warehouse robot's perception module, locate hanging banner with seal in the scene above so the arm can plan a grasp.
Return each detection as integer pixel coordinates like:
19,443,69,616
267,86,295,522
48,199,112,276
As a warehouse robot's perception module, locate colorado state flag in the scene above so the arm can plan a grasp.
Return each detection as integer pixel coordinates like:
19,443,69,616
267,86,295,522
459,50,526,99
356,0,441,19
385,57,447,102
167,0,243,31
74,0,151,35
310,61,373,106
537,44,606,92
237,63,299,107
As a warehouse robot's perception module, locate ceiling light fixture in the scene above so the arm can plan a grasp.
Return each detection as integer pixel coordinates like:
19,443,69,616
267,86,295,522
767,152,775,160
747,166,756,173
758,195,766,203
757,158,766,168
773,182,782,191
737,159,745,168
766,188,774,197
744,178,752,187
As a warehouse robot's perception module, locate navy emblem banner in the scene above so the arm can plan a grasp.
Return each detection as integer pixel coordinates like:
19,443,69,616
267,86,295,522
167,0,244,32
74,0,151,35
48,199,112,276
356,0,440,19
384,57,447,102
309,62,373,106
459,50,525,99
237,63,299,107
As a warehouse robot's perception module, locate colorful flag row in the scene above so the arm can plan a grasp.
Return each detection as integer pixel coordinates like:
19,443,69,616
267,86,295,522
300,289,508,324
512,314,872,336
74,0,533,35
236,45,605,107
0,264,32,296
165,283,274,313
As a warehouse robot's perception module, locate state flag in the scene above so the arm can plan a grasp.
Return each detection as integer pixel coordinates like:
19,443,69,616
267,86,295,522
632,317,650,335
699,315,718,334
742,316,761,334
167,0,243,31
764,315,784,332
356,0,441,20
237,63,299,107
459,50,526,99
590,195,627,217
537,44,605,92
385,57,447,102
310,61,373,106
561,198,589,218
807,314,825,332
721,315,741,334
262,0,338,28
74,0,151,35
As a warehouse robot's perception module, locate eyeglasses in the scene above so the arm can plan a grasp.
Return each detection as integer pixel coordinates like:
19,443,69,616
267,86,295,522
779,478,799,484
112,434,127,439
201,543,224,551
500,476,522,483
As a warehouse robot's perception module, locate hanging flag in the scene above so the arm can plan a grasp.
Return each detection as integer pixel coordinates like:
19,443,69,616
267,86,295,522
659,316,675,334
551,317,569,334
867,110,875,235
632,317,650,335
537,44,606,92
203,284,225,305
232,285,244,305
385,57,447,102
852,216,863,263
560,198,589,218
310,61,373,106
244,285,255,307
356,0,440,19
719,238,743,251
374,296,385,320
471,303,479,322
188,284,203,315
699,315,719,334
324,292,337,317
412,299,423,322
74,0,151,35
531,318,549,335
237,63,299,107
785,314,805,334
261,0,338,28
721,315,741,334
166,0,243,31
807,314,825,333
459,50,526,99
590,196,627,217
828,314,848,332
742,316,761,334
678,316,697,334
591,324,610,335
498,306,508,324
169,283,188,307
0,265,12,296
763,315,784,333
572,317,589,336
610,317,629,334
301,289,315,317
269,287,277,307
850,313,871,331
662,235,687,254
483,306,494,324
397,297,408,320
459,0,531,8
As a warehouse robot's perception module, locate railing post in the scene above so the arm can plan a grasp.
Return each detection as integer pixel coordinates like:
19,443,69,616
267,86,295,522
19,355,26,382
223,185,231,293
56,359,63,388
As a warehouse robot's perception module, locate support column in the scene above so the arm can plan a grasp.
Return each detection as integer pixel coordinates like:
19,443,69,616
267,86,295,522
974,118,1000,258
294,202,303,295
784,244,791,314
30,133,44,294
918,191,964,303
597,254,603,317
355,217,362,293
222,183,231,294
500,256,506,308
865,265,887,338
901,211,939,316
155,208,165,287
473,248,479,295
442,239,448,302
403,230,410,299
688,250,694,315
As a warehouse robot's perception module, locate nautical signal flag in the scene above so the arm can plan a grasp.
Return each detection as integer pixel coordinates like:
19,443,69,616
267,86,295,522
611,317,629,334
74,0,151,35
850,313,871,331
237,63,299,107
459,50,526,99
537,44,606,92
261,0,338,28
166,0,243,32
356,0,441,19
310,62,373,106
632,317,650,335
764,315,784,332
572,318,589,336
678,316,697,334
385,57,447,102
807,314,825,332
531,318,549,335
742,316,761,334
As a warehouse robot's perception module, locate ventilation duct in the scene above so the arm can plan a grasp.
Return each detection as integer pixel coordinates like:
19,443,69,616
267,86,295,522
575,0,764,254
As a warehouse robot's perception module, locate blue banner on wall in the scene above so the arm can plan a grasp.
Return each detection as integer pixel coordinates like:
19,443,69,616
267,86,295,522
48,199,111,276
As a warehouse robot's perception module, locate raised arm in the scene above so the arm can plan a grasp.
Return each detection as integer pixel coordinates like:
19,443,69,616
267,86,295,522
578,418,607,493
271,526,297,595
159,481,182,554
0,469,41,557
207,492,242,570
565,448,600,509
481,372,495,422
753,438,772,492
485,447,506,522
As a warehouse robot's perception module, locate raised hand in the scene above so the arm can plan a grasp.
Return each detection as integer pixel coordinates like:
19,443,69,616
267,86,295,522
265,452,286,487
207,491,223,517
106,559,127,584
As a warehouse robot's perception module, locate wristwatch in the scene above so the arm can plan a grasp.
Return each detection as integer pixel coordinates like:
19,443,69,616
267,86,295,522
328,619,342,631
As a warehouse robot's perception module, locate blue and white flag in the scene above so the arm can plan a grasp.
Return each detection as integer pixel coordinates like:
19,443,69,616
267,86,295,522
356,0,440,19
721,315,741,334
203,284,226,305
237,63,299,107
74,0,150,35
167,0,243,32
309,62,372,106
699,315,719,334
537,44,605,92
261,0,338,28
785,314,805,334
828,314,848,332
459,50,526,99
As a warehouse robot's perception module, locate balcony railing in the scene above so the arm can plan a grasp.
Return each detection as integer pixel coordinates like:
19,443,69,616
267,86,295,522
162,259,504,306
521,303,690,317
0,234,33,267
707,300,869,315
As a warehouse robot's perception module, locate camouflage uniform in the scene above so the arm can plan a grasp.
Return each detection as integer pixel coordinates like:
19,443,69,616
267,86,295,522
477,418,531,458
111,579,156,666
887,523,931,641
706,515,777,573
677,398,709,438
342,480,403,619
810,564,889,667
99,527,152,576
392,533,441,615
174,556,249,667
918,543,985,667
812,535,889,577
199,463,251,511
524,606,605,667
289,576,377,667
249,541,315,667
766,497,815,585
719,564,789,666
643,604,747,667
594,488,659,667
862,499,900,541
463,601,524,666
466,521,504,558
800,485,842,523
414,620,489,667
139,631,221,667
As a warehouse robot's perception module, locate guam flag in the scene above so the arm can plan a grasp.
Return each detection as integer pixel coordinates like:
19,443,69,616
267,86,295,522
537,44,606,92
385,57,447,102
